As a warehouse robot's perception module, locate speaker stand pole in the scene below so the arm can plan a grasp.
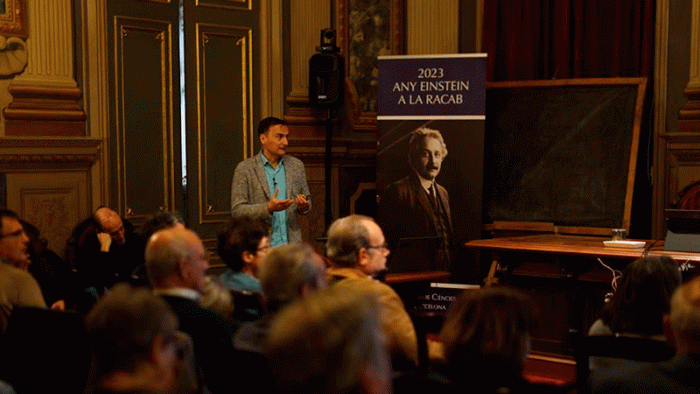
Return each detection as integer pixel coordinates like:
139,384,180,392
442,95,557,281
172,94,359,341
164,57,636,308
325,109,333,228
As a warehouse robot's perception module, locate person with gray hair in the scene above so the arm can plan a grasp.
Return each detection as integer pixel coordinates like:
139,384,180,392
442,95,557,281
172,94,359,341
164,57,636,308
83,283,196,394
591,275,700,394
325,215,418,367
234,242,326,353
145,227,236,394
378,126,453,271
265,286,392,394
230,243,327,393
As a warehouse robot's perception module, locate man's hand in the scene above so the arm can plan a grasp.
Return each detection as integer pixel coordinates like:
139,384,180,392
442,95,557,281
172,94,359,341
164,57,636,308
97,232,112,252
267,188,294,212
295,194,310,211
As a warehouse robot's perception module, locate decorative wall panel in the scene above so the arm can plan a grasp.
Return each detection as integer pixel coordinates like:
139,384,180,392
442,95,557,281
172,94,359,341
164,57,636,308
113,17,176,222
195,23,253,222
5,171,90,257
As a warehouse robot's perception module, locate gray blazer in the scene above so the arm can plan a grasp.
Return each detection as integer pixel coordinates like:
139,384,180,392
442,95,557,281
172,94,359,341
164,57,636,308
230,152,311,243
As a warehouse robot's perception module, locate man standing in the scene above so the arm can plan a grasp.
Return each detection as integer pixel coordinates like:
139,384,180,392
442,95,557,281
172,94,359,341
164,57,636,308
0,209,46,334
325,214,418,367
145,226,236,394
378,127,453,270
231,117,311,246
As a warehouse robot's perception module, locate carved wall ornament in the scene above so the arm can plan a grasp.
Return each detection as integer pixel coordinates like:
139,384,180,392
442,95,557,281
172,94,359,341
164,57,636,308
0,35,27,76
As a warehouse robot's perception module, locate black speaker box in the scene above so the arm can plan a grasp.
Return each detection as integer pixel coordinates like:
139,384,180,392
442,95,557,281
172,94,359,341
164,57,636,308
309,52,344,109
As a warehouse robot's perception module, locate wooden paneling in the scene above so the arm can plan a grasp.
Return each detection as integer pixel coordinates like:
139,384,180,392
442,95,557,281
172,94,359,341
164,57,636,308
662,134,700,207
195,24,253,223
5,171,90,257
113,16,177,223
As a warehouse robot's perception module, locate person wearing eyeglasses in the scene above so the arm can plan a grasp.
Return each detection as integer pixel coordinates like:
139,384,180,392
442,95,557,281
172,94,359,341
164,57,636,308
325,214,418,368
0,209,46,334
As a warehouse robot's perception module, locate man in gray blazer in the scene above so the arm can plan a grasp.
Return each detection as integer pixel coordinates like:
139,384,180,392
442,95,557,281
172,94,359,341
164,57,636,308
231,117,311,246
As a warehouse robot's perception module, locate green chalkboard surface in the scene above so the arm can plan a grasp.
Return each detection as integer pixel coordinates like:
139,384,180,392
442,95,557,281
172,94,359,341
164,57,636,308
483,78,646,233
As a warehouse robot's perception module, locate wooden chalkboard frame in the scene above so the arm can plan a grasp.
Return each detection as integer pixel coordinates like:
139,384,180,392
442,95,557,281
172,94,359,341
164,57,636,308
483,78,647,236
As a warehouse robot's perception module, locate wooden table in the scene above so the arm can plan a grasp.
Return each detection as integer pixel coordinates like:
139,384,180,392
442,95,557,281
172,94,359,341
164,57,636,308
466,234,700,356
468,234,700,285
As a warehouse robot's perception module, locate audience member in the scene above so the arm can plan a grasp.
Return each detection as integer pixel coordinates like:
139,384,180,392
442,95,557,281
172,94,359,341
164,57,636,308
132,210,233,317
232,243,326,393
83,283,196,394
0,380,15,394
588,255,681,370
22,220,77,308
325,214,418,367
69,207,146,310
591,275,700,394
265,286,392,394
234,242,326,353
0,209,46,333
130,210,186,286
145,226,237,394
438,286,556,394
217,216,271,294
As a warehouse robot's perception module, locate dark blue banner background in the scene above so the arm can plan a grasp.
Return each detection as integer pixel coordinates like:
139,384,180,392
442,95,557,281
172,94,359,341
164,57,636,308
378,55,486,117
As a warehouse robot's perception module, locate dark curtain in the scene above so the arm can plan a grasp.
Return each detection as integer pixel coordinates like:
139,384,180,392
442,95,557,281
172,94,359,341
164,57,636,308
482,0,654,81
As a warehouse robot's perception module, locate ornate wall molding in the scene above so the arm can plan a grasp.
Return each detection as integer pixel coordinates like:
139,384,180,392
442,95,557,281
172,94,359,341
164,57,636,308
0,137,101,169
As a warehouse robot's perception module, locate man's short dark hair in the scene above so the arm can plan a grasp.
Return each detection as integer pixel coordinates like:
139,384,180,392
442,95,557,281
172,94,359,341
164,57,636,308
218,217,271,272
139,210,185,240
257,117,287,136
0,209,20,234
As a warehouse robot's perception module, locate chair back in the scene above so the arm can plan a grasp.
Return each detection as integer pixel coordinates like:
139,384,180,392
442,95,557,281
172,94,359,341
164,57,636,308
0,307,91,394
574,331,675,394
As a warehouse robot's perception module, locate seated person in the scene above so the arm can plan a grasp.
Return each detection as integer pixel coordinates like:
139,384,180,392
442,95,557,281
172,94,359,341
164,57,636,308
23,220,77,309
130,210,186,286
134,211,233,318
217,217,271,295
588,255,681,370
591,275,700,394
234,243,326,353
438,286,562,394
83,283,196,394
265,286,392,394
325,214,418,368
0,209,46,333
231,243,326,394
145,226,237,394
68,207,145,312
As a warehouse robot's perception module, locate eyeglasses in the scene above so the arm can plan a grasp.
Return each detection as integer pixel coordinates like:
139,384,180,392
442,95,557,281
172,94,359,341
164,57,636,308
366,243,390,251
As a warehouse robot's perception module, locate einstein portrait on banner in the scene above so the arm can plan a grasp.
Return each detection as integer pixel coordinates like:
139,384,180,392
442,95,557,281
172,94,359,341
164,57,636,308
377,125,453,272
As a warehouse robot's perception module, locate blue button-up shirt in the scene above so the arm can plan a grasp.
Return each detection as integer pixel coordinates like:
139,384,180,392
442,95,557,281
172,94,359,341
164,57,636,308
261,152,288,246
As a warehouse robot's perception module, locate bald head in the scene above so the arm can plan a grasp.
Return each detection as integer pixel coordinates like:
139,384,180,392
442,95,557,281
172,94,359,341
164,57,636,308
94,207,126,245
145,227,210,293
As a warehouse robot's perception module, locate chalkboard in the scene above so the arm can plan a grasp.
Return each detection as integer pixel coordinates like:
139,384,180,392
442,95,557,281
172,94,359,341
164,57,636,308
483,78,646,233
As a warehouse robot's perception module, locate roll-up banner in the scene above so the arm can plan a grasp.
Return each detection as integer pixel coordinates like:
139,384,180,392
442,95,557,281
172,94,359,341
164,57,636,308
376,54,486,280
